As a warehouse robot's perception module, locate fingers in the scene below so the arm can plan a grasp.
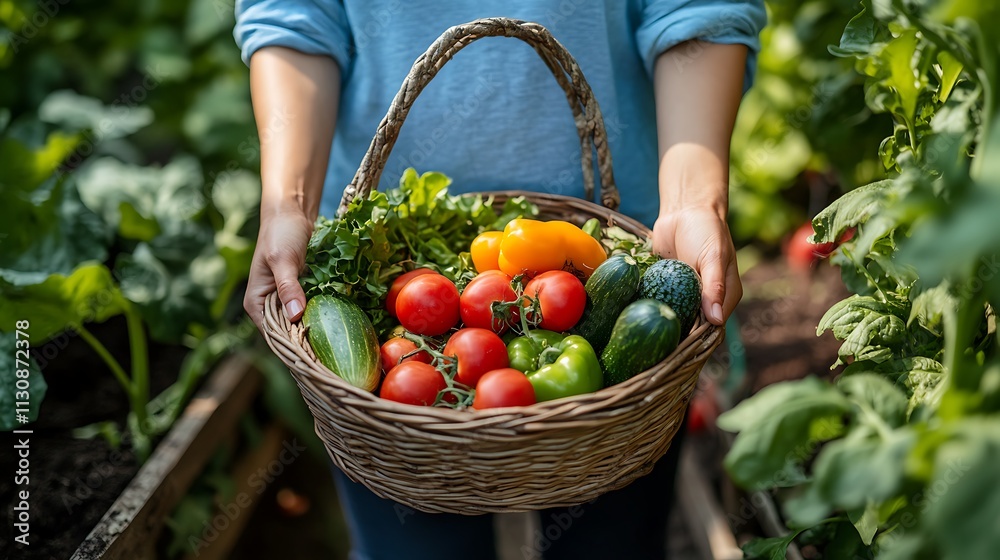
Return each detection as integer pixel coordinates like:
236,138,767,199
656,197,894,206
267,252,307,322
699,253,727,326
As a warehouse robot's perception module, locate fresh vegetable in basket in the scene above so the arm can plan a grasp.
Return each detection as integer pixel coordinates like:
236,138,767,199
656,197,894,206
459,270,519,333
442,328,510,387
395,274,461,336
574,254,642,353
638,259,702,333
601,299,681,386
471,218,608,278
506,332,603,402
507,329,566,374
522,271,587,332
472,368,536,409
302,295,382,392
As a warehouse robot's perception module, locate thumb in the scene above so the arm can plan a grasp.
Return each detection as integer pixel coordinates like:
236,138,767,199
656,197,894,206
271,254,307,321
699,257,726,326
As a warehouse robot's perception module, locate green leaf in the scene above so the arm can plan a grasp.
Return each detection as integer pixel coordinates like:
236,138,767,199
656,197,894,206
838,373,909,427
722,379,850,490
811,428,913,512
923,419,1000,560
936,50,963,103
829,5,876,57
0,131,80,191
0,332,48,430
0,175,111,280
880,29,926,130
848,501,879,545
742,531,804,560
0,263,125,341
812,180,895,244
818,295,907,366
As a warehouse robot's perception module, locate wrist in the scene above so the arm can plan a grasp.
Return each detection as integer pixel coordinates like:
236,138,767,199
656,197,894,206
260,175,320,221
657,143,729,220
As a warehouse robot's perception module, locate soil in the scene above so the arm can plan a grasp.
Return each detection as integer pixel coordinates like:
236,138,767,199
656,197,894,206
733,257,848,393
0,316,185,560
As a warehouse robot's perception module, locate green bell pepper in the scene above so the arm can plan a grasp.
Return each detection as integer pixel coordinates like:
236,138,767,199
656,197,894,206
507,329,566,373
506,331,604,402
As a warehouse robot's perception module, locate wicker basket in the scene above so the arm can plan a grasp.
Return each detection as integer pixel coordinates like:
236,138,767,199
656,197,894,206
262,17,723,514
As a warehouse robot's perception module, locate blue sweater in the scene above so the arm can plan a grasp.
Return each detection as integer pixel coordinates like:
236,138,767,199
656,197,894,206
234,0,765,226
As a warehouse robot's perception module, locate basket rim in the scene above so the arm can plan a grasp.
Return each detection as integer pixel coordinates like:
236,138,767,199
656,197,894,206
262,190,723,425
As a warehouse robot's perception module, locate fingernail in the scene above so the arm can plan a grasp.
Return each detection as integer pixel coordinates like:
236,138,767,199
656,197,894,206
286,299,304,319
712,303,724,323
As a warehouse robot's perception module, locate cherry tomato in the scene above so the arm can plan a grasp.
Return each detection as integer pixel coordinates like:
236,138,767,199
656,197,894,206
386,269,438,318
470,231,503,272
379,337,431,373
460,271,519,334
380,362,446,406
396,274,460,336
473,368,536,409
523,271,586,332
442,328,509,387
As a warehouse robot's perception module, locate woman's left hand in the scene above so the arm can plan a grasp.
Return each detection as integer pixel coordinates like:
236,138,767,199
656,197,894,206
652,205,741,326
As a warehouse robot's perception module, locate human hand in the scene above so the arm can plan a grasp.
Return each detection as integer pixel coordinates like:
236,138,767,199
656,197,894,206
652,206,742,326
243,204,314,332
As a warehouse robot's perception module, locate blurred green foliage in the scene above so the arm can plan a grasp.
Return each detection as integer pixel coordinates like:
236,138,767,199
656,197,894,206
730,0,891,244
722,0,1000,557
0,0,260,451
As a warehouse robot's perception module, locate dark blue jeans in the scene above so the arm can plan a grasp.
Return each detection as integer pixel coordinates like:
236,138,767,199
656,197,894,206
332,425,686,560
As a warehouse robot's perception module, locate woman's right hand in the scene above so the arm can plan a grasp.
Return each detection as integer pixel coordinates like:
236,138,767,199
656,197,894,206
244,204,315,332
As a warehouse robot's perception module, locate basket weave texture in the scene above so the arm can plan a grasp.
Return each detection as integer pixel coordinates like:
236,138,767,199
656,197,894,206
262,17,723,514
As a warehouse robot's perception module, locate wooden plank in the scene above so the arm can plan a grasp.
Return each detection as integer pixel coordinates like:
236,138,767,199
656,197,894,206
677,445,744,560
183,424,288,560
71,356,261,560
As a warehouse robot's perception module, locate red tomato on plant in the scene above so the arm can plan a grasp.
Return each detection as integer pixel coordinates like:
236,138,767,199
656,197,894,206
379,337,431,373
386,269,438,318
786,222,836,270
523,271,586,332
396,275,460,336
473,368,536,409
460,271,519,333
380,362,446,406
442,328,509,387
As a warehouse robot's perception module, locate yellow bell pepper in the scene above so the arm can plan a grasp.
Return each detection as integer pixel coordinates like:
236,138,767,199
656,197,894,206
496,219,607,278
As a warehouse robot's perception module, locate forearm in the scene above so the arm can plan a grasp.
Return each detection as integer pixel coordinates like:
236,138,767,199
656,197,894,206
250,46,340,221
653,42,747,219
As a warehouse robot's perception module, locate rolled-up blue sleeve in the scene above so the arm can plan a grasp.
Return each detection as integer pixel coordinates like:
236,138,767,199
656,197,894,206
234,0,353,71
636,0,766,91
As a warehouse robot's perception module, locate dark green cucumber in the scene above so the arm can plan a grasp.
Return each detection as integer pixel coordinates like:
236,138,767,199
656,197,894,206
302,295,381,392
600,299,681,386
574,254,641,352
638,259,702,333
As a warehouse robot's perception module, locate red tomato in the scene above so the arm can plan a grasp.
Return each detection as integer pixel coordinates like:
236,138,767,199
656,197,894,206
386,269,438,318
442,328,509,387
786,222,835,270
396,275,460,336
473,368,536,409
379,337,431,373
460,271,519,334
522,271,586,332
380,362,446,406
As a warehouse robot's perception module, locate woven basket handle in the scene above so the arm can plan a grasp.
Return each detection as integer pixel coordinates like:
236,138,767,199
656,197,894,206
338,17,619,215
